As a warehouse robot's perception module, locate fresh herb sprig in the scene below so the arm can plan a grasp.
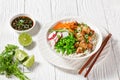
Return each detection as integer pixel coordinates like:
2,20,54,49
0,44,29,80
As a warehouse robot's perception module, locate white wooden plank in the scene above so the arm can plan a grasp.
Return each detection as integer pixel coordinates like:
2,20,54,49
102,0,120,79
55,68,87,80
0,0,24,80
90,40,119,80
77,0,119,80
25,0,52,24
102,0,120,10
25,0,56,80
77,0,107,29
0,0,24,35
111,40,120,79
51,0,78,19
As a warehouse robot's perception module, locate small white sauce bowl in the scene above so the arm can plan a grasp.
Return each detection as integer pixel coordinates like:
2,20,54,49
10,14,36,33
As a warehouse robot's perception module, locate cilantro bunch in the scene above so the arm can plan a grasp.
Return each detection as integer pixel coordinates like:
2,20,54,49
0,44,29,80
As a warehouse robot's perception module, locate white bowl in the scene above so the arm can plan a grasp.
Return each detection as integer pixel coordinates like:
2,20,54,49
10,14,36,33
46,17,103,60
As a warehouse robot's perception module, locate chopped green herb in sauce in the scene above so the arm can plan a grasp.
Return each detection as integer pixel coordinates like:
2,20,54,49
11,16,33,31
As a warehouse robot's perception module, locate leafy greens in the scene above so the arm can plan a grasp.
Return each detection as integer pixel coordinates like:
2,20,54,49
0,44,29,80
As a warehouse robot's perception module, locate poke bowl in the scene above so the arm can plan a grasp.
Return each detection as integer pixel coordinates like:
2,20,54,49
46,17,102,60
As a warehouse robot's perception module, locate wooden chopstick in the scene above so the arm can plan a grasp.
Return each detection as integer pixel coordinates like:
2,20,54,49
78,33,112,77
78,51,97,74
84,33,112,77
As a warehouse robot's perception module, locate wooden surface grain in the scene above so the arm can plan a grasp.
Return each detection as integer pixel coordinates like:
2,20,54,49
0,0,120,80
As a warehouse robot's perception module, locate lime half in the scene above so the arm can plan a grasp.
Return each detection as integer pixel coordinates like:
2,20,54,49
23,55,35,68
15,49,28,61
18,33,32,46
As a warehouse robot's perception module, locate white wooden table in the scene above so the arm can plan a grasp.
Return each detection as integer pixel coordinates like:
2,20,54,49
0,0,120,80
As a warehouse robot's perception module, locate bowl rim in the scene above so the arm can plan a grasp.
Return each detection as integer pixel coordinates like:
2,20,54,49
46,16,103,60
10,13,36,33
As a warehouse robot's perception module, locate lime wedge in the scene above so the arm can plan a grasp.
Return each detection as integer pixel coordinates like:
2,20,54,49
18,33,32,46
23,55,35,68
15,49,28,61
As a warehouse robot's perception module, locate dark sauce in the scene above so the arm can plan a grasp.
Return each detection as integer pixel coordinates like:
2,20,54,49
11,16,33,31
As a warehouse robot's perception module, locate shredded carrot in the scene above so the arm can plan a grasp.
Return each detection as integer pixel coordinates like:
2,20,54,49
53,22,77,32
53,22,63,30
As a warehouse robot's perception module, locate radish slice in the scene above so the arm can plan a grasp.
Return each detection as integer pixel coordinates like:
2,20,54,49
48,32,62,48
53,32,62,46
48,31,57,40
54,36,59,43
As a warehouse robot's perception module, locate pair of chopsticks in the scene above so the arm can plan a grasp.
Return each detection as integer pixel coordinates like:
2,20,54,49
78,33,112,77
